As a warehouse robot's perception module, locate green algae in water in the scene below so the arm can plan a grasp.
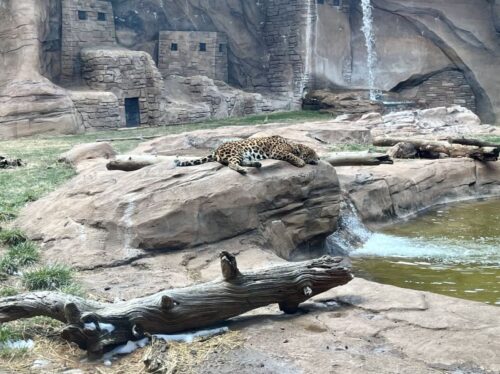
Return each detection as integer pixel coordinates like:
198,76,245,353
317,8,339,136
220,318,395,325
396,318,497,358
351,199,500,306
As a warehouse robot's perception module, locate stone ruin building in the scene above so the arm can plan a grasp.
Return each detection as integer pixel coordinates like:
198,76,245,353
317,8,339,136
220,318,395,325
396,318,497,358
62,0,164,129
158,31,229,83
1,0,489,140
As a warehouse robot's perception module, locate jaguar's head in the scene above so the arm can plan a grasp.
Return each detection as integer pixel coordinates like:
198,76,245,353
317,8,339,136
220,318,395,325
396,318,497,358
294,144,320,165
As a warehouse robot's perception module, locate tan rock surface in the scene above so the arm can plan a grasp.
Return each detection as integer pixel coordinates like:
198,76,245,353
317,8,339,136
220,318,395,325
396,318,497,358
58,142,117,166
16,156,340,268
336,158,500,226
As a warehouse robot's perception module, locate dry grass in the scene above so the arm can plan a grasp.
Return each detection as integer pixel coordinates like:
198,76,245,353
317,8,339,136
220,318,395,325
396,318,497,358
1,328,243,374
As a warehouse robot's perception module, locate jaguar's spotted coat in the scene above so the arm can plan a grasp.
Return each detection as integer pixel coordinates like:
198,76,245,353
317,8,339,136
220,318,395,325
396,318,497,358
175,135,319,174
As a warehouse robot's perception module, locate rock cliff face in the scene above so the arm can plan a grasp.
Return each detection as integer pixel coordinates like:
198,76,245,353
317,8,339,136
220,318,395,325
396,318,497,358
111,0,500,122
111,0,270,90
0,0,82,138
0,0,498,138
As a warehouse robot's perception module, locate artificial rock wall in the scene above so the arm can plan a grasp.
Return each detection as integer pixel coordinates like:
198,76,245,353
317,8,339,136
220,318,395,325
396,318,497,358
158,31,228,82
69,90,121,130
81,48,165,126
61,0,116,82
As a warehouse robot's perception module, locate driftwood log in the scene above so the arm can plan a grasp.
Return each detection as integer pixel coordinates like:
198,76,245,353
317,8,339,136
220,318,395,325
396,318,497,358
374,137,499,161
106,155,169,171
106,153,394,172
96,135,160,143
323,152,393,166
445,137,500,148
0,253,351,358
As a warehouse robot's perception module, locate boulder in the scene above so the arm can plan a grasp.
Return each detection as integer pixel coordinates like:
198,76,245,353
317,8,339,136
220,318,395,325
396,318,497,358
303,90,384,117
341,106,499,138
58,142,117,167
134,121,371,157
336,159,500,226
16,157,341,268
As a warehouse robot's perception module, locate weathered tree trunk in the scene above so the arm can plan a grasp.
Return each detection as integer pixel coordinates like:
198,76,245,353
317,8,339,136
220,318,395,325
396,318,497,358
323,152,393,166
106,155,170,171
374,137,499,161
0,253,351,358
96,135,161,143
445,137,500,148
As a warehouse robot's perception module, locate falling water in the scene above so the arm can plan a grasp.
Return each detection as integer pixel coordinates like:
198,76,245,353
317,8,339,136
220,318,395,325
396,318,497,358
360,0,377,100
301,0,317,97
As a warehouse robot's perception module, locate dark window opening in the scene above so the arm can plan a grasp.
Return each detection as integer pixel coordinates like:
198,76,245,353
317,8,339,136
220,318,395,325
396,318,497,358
125,98,141,128
317,0,325,4
98,12,107,21
219,44,225,53
78,11,88,20
199,42,207,52
171,43,178,51
332,0,341,6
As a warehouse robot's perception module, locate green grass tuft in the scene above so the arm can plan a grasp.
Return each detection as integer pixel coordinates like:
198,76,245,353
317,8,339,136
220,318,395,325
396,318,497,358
0,241,40,275
0,255,19,275
0,229,27,246
0,325,21,344
8,242,40,267
22,264,73,291
0,286,19,297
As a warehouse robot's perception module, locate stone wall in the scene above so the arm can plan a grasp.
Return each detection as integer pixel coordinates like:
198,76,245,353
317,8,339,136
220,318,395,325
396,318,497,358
408,70,477,113
81,48,165,126
69,90,121,130
61,0,116,82
162,75,290,125
158,31,228,82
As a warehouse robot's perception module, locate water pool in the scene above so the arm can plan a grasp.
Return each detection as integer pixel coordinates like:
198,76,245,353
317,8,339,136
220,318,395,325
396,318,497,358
350,199,500,305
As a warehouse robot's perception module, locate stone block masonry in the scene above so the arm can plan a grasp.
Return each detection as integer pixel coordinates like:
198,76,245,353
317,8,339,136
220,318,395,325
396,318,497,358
158,31,228,82
409,70,477,114
81,48,165,127
69,91,121,130
61,0,116,82
264,0,316,106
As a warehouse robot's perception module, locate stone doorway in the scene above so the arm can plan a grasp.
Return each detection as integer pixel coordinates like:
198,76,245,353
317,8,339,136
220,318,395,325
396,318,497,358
125,98,140,127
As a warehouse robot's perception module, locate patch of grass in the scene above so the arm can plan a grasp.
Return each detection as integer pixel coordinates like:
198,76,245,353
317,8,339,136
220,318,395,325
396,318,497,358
58,283,85,297
0,346,29,359
0,241,40,275
0,229,27,246
22,264,73,291
8,242,40,267
0,325,21,344
0,286,19,297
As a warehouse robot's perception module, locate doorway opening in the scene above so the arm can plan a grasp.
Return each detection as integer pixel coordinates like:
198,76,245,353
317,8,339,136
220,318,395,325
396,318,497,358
125,98,140,127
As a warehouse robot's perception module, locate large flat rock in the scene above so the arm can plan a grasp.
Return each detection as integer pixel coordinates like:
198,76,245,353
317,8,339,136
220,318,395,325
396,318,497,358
16,156,341,268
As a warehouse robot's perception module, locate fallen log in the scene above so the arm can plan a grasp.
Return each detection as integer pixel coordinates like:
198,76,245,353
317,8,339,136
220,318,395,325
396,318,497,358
96,135,161,143
374,137,499,161
445,137,500,148
323,152,393,166
0,253,351,358
107,152,394,172
106,155,171,171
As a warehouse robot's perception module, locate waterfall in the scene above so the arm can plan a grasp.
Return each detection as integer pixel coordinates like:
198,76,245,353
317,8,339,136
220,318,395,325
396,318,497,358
326,200,372,256
360,0,377,100
301,0,317,97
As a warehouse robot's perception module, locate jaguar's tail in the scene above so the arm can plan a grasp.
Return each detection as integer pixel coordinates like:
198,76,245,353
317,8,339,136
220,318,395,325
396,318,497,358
175,154,215,167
